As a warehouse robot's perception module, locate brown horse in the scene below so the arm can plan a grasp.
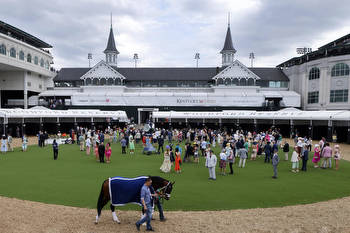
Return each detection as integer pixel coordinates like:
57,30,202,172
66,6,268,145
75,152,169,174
95,176,174,224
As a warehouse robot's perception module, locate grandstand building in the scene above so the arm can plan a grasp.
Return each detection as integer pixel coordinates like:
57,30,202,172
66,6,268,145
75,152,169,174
0,21,56,109
44,21,301,124
278,34,350,111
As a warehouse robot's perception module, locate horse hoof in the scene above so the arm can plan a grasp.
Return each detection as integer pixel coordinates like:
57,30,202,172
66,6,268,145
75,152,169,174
94,222,98,225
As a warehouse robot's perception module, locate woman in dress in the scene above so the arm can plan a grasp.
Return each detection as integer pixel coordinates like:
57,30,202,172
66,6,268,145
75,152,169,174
1,135,7,153
312,144,321,168
22,134,28,152
129,138,135,154
86,137,91,155
105,143,112,163
160,145,171,173
174,147,182,173
334,144,341,170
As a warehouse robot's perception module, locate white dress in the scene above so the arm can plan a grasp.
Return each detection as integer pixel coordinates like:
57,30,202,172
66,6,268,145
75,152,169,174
160,153,171,173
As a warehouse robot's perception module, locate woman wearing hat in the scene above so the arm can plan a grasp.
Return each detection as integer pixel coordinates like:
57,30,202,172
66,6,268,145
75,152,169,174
312,144,321,168
334,144,341,170
160,145,172,173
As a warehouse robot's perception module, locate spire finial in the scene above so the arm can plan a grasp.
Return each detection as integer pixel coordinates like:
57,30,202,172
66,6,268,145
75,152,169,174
228,12,230,27
110,12,112,28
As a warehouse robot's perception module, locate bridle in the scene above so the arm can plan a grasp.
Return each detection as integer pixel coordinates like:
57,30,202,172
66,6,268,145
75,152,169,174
156,181,171,200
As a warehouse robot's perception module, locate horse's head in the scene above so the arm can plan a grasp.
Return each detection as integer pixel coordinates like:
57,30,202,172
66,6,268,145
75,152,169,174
151,176,175,201
162,181,175,200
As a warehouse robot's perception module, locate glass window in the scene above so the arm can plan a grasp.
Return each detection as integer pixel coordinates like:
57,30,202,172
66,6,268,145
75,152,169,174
331,63,350,77
307,91,319,104
100,78,106,85
330,89,348,103
269,81,275,87
34,56,38,65
0,44,6,55
19,51,24,60
309,67,320,80
45,61,49,69
27,54,32,63
10,48,16,58
92,78,99,85
40,58,44,67
85,78,91,85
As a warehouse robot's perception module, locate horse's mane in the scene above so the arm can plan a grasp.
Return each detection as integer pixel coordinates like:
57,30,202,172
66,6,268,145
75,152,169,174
150,176,168,183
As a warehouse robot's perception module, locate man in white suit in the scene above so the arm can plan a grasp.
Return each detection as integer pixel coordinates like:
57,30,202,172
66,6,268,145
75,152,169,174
205,150,217,180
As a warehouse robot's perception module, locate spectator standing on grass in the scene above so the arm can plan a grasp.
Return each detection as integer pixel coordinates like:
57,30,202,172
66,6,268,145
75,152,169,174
264,141,272,163
121,137,127,154
129,138,135,154
282,141,290,161
86,137,91,155
52,139,59,160
22,134,28,152
79,134,85,151
105,143,112,163
1,135,7,153
291,146,300,173
7,134,13,152
321,143,332,169
301,144,309,171
98,142,105,163
312,144,321,168
272,149,280,179
95,142,99,161
219,149,227,175
174,147,182,173
334,144,341,171
205,150,217,180
238,147,248,168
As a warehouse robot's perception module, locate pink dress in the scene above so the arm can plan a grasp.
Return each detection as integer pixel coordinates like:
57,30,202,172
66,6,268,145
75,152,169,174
105,148,112,158
312,148,320,163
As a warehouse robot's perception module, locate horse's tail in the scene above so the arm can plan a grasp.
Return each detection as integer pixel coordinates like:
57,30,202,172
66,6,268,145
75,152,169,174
96,179,108,223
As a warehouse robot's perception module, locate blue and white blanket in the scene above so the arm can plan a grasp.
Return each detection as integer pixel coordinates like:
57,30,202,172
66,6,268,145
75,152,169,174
109,176,148,206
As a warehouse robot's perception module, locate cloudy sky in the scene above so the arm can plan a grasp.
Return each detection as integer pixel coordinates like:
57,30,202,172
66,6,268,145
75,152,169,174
2,0,350,69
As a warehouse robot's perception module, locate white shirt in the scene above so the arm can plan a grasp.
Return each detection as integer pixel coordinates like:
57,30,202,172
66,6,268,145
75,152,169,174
220,152,227,161
291,151,299,162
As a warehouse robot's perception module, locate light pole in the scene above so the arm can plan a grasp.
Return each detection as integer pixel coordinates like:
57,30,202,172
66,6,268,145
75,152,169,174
133,53,139,68
88,53,92,68
195,53,200,68
249,52,255,68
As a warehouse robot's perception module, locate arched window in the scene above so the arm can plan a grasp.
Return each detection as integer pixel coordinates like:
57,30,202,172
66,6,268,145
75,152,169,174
247,78,255,86
45,61,49,69
309,67,320,80
40,58,44,67
0,44,6,55
331,63,350,77
240,79,247,86
216,78,224,85
85,78,91,85
19,51,24,60
92,78,99,85
232,79,239,86
115,78,121,85
100,78,106,85
27,54,32,63
224,78,231,86
107,78,114,85
10,48,16,58
34,56,38,65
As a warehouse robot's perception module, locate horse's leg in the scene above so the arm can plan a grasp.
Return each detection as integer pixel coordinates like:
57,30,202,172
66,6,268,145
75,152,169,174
95,180,110,224
110,204,120,223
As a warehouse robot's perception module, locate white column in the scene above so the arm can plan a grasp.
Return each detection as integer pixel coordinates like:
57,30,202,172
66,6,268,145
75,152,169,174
23,71,28,109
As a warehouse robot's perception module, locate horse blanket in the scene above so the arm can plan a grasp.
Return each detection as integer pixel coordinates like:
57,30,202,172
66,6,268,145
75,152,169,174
109,176,148,206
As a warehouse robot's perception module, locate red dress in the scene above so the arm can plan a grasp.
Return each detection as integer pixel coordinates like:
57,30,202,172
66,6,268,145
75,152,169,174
175,152,182,171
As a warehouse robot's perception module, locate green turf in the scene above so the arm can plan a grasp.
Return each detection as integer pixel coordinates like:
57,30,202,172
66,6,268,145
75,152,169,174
0,141,350,211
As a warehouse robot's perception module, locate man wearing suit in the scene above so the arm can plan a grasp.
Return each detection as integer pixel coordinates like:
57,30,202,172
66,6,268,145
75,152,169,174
205,150,217,180
301,145,309,171
264,141,272,163
98,142,105,163
272,149,280,179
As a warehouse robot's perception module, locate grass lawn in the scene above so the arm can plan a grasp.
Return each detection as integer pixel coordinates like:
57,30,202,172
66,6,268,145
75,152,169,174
0,141,350,211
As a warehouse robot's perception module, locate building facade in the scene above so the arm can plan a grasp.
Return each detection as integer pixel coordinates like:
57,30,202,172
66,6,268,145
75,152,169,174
43,22,301,123
0,21,55,109
278,34,350,110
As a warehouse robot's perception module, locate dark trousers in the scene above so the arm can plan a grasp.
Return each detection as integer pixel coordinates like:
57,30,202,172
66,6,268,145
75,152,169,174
229,162,234,174
265,152,271,163
53,149,58,160
122,146,126,154
158,144,164,154
302,159,308,171
99,153,104,163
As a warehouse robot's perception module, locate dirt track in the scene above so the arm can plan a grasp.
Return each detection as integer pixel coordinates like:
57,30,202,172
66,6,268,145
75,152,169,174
1,138,350,233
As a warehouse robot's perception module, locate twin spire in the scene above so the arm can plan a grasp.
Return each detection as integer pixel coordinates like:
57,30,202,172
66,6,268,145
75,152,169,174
103,13,235,67
221,12,236,66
